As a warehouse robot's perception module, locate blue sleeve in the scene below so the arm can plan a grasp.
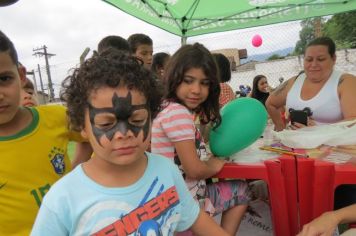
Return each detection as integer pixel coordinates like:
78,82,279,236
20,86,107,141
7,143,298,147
171,163,200,231
30,204,68,236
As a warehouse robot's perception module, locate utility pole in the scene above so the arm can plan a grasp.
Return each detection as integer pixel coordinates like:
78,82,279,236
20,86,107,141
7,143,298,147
36,64,47,104
37,64,45,94
33,45,55,102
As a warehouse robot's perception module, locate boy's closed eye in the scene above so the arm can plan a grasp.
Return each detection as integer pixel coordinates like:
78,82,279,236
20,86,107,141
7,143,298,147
128,118,146,126
129,110,148,126
96,122,115,129
95,122,116,131
94,114,116,130
93,110,148,129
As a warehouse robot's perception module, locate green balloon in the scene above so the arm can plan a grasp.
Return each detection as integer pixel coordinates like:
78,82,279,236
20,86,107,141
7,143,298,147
209,97,268,157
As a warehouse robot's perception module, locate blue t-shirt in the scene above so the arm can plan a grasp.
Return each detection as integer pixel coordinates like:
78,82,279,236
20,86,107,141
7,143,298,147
31,153,200,236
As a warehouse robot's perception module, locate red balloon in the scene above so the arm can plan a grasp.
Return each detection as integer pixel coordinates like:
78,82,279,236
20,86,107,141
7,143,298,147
252,34,263,47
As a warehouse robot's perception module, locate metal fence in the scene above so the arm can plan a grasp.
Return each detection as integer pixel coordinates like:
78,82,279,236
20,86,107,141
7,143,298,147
154,20,356,93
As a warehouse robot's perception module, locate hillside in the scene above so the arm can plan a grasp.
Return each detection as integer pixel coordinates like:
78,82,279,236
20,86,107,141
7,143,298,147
241,47,294,63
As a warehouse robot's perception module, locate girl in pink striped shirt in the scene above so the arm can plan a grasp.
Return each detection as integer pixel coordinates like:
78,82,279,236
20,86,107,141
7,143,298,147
151,43,250,235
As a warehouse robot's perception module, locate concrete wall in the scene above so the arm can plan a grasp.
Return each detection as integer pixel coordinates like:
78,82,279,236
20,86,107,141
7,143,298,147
229,48,356,91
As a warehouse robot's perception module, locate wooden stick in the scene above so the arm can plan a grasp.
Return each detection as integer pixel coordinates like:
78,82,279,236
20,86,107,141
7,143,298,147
259,146,309,157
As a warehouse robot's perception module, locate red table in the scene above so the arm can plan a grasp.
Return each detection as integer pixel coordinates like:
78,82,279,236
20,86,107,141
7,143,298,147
215,155,299,236
216,145,356,236
297,158,356,230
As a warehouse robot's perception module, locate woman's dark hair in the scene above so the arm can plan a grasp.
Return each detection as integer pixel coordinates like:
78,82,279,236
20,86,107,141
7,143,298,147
60,48,163,131
0,30,18,65
250,75,269,106
306,37,336,57
213,53,231,83
251,75,267,97
152,52,170,74
164,43,221,126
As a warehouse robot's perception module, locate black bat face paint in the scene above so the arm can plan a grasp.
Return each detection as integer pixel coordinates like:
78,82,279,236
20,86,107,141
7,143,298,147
88,92,150,146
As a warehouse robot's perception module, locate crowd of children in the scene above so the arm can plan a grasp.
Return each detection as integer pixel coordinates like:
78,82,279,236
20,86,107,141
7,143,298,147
2,27,356,236
0,30,246,236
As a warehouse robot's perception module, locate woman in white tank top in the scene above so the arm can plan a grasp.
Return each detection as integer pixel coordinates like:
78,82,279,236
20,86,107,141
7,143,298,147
266,37,356,131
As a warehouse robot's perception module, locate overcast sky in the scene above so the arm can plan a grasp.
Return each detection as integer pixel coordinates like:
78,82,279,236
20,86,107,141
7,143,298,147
0,0,301,95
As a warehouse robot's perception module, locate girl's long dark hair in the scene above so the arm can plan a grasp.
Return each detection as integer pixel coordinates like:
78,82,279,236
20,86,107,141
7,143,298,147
251,75,269,106
164,43,221,127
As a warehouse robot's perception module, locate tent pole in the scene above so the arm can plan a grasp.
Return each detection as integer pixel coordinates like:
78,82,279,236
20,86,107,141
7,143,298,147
181,36,187,45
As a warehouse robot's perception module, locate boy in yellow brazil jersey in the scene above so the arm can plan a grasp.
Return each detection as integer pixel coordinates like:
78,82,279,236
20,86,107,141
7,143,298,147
0,30,91,235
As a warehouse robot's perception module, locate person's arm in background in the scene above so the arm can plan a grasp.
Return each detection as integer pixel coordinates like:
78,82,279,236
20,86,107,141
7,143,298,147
265,79,294,131
71,142,92,168
297,204,356,236
339,74,356,121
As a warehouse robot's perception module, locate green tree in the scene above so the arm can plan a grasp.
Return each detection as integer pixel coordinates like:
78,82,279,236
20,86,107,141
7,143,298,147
323,12,356,48
294,18,324,55
295,12,356,53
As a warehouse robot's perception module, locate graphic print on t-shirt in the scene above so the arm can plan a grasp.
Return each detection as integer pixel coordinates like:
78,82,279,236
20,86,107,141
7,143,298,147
75,177,181,236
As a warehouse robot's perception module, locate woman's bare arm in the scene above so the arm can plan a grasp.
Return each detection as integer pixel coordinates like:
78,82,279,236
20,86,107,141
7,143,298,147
338,73,356,121
265,79,294,131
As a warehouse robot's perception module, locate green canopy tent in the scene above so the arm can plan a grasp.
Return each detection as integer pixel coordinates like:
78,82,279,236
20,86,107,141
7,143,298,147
103,0,356,44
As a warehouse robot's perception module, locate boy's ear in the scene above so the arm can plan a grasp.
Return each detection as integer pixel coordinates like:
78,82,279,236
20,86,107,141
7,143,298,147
18,66,27,85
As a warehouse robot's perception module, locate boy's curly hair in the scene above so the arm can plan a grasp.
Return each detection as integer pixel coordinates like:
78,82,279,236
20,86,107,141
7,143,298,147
60,49,163,131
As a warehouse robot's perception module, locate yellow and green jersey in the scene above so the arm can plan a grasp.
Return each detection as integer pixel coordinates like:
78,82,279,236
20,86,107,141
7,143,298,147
0,105,84,236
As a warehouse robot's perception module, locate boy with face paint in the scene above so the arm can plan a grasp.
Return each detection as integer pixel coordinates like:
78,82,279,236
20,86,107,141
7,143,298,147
31,49,230,236
0,31,91,236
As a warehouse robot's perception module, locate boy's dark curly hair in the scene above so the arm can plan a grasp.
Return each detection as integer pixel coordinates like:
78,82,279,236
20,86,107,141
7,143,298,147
60,49,163,131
